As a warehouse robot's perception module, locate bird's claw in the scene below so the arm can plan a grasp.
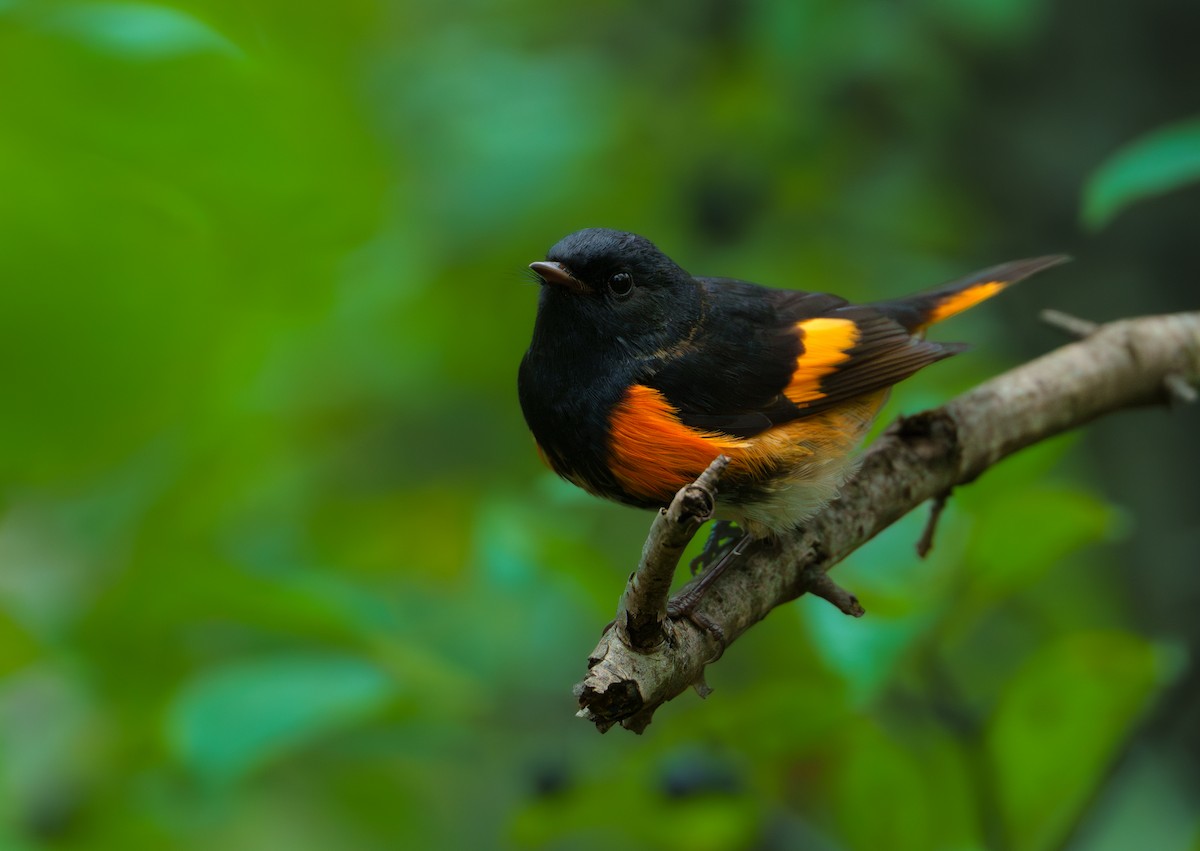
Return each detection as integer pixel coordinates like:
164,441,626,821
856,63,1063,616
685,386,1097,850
666,597,727,661
689,520,745,575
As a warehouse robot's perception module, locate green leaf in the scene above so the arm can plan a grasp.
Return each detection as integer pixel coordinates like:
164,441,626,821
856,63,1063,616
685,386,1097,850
829,723,935,851
37,2,242,60
803,508,965,705
987,632,1168,851
806,595,931,705
1082,117,1200,230
166,654,397,784
966,486,1116,601
0,611,39,676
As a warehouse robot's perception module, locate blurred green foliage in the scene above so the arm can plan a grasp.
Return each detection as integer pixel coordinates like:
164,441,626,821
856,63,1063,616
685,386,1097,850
1,1,1198,849
1082,118,1200,231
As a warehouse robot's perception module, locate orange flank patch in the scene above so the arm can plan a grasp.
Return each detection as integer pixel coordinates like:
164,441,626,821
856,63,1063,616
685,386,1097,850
925,281,1006,326
607,384,890,510
785,318,860,405
608,385,755,502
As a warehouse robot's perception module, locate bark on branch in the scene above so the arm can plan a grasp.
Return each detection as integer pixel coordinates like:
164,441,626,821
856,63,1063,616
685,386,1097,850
574,311,1200,733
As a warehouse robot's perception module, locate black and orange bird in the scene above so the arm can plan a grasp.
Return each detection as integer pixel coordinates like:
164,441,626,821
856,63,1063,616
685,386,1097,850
518,228,1065,595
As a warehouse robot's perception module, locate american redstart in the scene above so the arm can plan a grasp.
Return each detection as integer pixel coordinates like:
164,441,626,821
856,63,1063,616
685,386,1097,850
519,228,1065,591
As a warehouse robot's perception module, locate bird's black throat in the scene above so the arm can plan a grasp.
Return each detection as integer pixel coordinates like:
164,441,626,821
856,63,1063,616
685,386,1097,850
518,282,701,508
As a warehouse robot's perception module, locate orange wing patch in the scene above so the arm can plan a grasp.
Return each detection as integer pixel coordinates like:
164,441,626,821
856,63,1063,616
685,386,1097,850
924,281,1006,327
785,318,860,405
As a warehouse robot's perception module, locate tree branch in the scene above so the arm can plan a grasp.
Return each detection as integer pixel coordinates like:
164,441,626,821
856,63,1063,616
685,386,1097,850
575,311,1200,733
614,454,728,652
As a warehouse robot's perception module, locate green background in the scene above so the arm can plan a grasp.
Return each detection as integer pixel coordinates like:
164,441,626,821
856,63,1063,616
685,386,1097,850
1,0,1198,849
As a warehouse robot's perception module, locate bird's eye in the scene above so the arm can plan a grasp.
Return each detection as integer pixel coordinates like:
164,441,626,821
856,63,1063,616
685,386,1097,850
607,271,634,298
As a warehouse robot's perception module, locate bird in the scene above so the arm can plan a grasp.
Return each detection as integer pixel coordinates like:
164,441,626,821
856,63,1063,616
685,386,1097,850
518,228,1066,602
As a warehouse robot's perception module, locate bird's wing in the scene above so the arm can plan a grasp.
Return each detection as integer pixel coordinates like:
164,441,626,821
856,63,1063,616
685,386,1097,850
643,278,958,438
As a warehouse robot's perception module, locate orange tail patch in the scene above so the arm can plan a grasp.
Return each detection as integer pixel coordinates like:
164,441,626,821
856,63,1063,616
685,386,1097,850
923,280,1008,327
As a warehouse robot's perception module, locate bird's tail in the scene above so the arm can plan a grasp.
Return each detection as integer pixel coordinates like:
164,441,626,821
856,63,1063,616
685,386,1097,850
870,254,1070,333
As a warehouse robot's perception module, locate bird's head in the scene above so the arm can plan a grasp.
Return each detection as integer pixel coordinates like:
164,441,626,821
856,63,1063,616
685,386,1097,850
528,228,700,354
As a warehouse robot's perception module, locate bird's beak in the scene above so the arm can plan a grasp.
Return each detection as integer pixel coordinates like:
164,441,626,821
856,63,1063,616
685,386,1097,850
530,261,589,293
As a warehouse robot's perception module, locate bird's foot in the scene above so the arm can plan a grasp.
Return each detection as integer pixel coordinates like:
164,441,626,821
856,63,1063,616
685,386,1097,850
690,520,745,576
670,533,755,661
666,597,726,656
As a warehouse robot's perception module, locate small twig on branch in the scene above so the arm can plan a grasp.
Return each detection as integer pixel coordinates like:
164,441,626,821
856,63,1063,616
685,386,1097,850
1164,373,1198,405
916,490,950,558
575,311,1200,733
799,568,865,617
1041,308,1099,338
